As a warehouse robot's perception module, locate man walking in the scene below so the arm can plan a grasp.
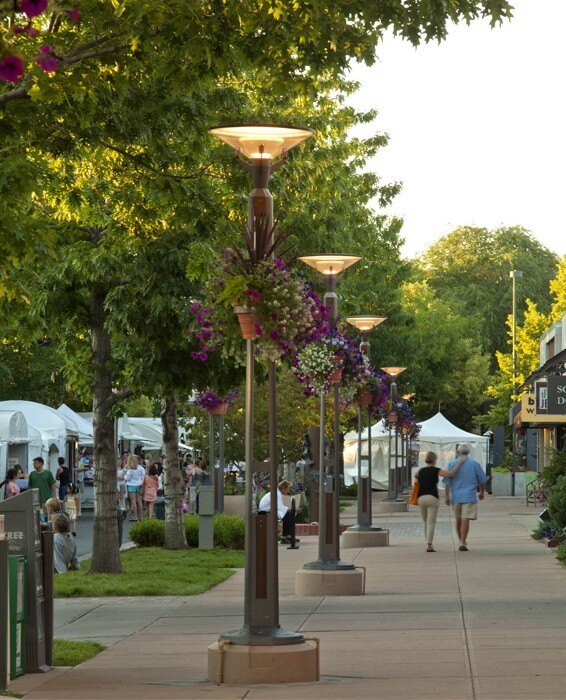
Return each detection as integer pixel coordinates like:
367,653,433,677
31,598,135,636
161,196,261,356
28,456,56,508
443,443,488,552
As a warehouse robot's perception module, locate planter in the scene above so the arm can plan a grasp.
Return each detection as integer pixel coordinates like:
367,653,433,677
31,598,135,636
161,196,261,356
208,403,229,416
491,471,534,497
233,305,258,340
358,391,374,406
329,354,344,384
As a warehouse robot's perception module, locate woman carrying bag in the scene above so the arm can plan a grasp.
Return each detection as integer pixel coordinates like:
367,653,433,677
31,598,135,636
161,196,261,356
413,451,466,552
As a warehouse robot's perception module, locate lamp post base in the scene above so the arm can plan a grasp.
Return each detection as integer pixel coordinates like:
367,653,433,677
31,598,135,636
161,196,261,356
295,568,364,596
208,640,319,684
302,558,355,571
342,526,389,548
219,626,304,646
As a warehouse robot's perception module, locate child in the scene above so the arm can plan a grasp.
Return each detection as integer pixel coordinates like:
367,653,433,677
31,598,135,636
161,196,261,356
65,483,80,537
142,464,159,518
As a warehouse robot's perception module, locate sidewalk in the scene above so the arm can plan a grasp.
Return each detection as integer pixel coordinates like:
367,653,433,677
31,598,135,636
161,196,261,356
11,495,566,700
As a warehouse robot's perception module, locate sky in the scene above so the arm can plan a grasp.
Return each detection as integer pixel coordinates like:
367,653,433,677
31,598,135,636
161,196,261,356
348,0,566,259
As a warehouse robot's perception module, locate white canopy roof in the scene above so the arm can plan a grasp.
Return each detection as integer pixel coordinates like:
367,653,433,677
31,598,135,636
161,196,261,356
57,404,94,445
0,410,28,444
0,400,75,452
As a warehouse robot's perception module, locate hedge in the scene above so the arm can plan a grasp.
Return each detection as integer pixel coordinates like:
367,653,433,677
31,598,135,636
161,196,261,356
129,514,245,549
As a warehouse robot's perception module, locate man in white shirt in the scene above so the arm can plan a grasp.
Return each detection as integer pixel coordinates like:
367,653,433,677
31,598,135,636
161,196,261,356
258,480,297,544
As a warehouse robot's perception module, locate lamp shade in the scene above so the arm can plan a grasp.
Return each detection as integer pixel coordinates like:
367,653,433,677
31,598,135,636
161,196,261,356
381,367,407,378
299,255,361,276
209,124,314,159
346,316,387,332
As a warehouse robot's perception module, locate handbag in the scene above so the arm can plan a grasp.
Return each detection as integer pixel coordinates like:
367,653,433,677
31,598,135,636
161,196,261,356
409,479,419,506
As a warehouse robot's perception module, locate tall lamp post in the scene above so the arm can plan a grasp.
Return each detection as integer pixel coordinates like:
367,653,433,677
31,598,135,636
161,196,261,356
295,255,366,597
207,125,319,682
380,367,407,510
342,316,390,549
510,269,523,497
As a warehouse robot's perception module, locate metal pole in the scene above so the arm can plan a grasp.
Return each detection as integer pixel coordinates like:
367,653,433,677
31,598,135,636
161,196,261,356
267,361,279,626
317,392,326,563
243,338,254,634
209,414,216,511
387,424,395,500
333,382,341,564
366,403,373,524
218,413,225,514
510,270,522,497
356,404,363,525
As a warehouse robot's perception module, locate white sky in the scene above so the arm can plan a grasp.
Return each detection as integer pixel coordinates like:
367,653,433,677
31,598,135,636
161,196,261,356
348,0,566,259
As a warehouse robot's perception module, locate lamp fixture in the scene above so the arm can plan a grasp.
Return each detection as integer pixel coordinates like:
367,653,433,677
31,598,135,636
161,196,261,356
346,316,387,333
381,367,407,378
209,124,314,160
299,254,361,276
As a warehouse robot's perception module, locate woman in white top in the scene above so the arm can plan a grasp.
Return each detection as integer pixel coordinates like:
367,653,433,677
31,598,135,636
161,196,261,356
124,454,145,521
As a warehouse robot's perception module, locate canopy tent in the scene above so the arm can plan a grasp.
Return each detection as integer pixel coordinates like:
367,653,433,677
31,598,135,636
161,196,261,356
0,400,78,473
0,410,30,481
343,412,489,489
57,404,94,445
128,417,192,453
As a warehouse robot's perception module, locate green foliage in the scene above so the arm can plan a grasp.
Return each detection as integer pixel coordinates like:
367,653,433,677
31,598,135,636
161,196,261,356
295,500,310,524
224,481,246,496
531,521,546,540
555,541,566,566
54,548,244,597
52,639,106,667
129,514,245,550
342,483,358,498
548,474,566,530
541,450,566,489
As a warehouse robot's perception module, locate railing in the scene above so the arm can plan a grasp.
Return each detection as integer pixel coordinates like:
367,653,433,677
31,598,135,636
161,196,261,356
526,474,549,507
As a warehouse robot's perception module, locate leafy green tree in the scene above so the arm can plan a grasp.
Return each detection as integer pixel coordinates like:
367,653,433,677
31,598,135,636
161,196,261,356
419,226,557,360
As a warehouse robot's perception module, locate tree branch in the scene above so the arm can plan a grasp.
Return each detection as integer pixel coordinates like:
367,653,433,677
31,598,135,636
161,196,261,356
0,86,31,109
101,388,133,413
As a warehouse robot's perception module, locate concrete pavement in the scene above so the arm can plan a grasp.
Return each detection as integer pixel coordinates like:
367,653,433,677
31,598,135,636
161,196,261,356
11,494,565,700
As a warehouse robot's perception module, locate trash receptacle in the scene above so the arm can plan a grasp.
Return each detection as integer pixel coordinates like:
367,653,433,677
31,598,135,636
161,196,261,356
154,497,165,521
9,555,26,679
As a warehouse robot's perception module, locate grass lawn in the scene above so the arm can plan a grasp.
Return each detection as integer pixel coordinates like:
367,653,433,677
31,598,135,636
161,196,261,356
55,548,244,597
53,639,106,666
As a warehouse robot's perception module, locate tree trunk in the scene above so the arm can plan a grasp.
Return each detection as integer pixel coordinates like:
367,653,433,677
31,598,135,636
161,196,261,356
90,287,122,574
161,393,188,549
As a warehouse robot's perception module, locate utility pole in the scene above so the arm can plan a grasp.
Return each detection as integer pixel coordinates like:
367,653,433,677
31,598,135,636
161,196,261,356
510,269,523,496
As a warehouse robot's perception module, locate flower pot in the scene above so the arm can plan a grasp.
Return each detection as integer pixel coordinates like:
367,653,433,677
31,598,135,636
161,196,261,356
208,403,228,416
329,354,344,384
233,305,258,340
358,391,374,406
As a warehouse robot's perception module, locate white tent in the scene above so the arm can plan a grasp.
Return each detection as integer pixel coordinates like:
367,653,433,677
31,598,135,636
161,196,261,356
57,404,94,445
415,412,489,471
0,410,30,481
0,400,78,474
128,417,192,453
343,412,490,489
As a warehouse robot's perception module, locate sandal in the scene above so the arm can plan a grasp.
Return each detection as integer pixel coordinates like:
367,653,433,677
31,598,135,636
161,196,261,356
458,545,468,551
426,547,436,552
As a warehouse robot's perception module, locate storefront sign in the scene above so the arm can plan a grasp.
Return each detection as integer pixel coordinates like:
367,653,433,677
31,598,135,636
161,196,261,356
548,375,566,415
521,391,566,424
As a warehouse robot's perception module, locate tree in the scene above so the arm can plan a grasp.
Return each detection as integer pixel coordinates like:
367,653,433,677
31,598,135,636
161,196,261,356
419,226,557,360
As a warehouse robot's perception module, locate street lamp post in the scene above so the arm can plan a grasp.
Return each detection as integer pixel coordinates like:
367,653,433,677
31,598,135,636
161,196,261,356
381,367,407,509
294,256,365,596
510,269,523,497
208,125,318,674
341,316,390,549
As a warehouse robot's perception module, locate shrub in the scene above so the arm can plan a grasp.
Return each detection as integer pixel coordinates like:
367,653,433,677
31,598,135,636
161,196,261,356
531,522,546,540
224,481,245,495
555,541,566,566
129,518,165,547
548,474,566,530
295,500,309,524
542,449,566,488
342,483,358,498
213,514,245,549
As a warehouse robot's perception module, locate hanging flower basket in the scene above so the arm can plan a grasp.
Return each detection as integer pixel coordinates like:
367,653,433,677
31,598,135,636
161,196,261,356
358,391,375,406
208,402,229,416
233,305,258,340
329,354,344,384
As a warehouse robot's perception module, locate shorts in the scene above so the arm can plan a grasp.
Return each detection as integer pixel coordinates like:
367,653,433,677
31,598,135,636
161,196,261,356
127,485,141,494
452,502,478,520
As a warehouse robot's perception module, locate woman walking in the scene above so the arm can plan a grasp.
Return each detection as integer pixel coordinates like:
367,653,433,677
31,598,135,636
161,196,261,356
415,451,466,552
124,454,145,521
142,464,159,518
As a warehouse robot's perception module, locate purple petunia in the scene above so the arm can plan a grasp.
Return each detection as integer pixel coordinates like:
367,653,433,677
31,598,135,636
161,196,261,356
0,55,25,84
245,288,261,302
20,0,48,18
37,45,58,73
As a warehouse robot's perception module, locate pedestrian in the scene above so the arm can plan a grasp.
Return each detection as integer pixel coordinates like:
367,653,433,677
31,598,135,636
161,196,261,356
1,469,20,499
124,454,145,521
44,497,64,530
64,483,80,537
443,442,489,552
258,480,299,545
52,514,79,573
28,457,56,507
56,456,71,501
142,464,159,518
116,459,126,509
414,451,466,552
14,464,28,492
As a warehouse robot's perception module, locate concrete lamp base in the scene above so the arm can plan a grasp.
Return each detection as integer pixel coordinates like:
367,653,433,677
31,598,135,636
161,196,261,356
207,641,319,685
375,501,407,514
295,568,364,596
342,528,389,548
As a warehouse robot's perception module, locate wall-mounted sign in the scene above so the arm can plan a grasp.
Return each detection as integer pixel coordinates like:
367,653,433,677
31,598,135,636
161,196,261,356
521,391,566,424
548,375,566,415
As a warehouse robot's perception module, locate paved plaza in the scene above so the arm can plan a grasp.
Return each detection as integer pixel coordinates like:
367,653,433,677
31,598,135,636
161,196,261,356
11,495,566,700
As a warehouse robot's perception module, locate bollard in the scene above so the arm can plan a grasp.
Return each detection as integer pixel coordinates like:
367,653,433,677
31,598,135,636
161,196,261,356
0,536,9,691
198,485,215,549
287,498,300,550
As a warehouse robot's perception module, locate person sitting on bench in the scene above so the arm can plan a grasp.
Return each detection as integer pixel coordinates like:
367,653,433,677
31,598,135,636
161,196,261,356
258,480,297,544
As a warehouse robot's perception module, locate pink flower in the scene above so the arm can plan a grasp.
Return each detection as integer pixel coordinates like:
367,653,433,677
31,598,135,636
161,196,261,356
36,45,58,73
0,55,25,84
20,0,49,19
65,3,80,24
245,289,261,302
